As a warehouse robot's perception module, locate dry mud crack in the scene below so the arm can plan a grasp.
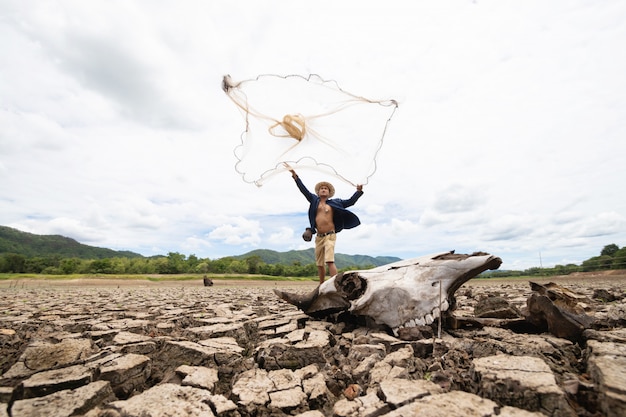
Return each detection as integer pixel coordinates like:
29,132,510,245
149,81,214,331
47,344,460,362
0,275,624,417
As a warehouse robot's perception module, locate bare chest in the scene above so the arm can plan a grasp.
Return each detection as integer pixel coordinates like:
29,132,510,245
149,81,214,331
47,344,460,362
317,201,332,215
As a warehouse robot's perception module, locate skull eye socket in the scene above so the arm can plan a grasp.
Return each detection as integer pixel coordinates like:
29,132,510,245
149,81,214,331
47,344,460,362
335,272,367,300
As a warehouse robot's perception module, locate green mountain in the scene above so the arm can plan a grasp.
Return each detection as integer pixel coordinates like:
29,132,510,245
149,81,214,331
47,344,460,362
0,226,142,259
234,248,401,268
0,225,400,267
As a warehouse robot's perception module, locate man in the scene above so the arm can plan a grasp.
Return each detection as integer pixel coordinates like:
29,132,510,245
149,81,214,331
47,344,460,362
285,164,364,283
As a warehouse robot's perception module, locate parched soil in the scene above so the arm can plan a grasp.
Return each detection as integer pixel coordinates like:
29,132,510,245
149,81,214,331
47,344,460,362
0,271,624,416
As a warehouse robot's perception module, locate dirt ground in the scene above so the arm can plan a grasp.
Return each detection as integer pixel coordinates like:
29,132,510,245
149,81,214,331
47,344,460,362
2,270,624,289
0,270,623,416
0,278,319,289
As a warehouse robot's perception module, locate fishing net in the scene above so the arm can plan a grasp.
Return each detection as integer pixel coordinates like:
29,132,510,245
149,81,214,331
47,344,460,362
222,74,398,186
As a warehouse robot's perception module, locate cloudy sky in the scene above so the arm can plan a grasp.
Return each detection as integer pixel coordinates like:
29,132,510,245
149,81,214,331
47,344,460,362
2,1,625,270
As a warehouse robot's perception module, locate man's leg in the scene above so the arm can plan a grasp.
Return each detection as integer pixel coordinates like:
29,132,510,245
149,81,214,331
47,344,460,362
315,236,325,284
324,234,337,281
327,262,337,278
317,266,326,284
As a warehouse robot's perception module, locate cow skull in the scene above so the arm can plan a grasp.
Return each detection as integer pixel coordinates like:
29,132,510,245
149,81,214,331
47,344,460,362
274,251,502,334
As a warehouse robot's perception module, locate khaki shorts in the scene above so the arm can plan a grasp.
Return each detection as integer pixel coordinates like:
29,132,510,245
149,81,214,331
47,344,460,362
315,233,336,266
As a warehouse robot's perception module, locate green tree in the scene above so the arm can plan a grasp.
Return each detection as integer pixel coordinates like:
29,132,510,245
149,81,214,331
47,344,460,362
152,257,170,274
208,257,234,273
163,252,186,274
302,263,318,277
601,244,620,257
127,258,155,274
258,263,276,276
186,254,200,271
89,258,115,274
111,258,126,274
60,258,82,274
611,247,626,269
524,267,543,276
245,255,263,274
582,255,613,272
194,261,210,274
0,253,26,273
553,264,580,275
272,263,285,276
24,256,59,273
228,259,248,274
41,266,62,274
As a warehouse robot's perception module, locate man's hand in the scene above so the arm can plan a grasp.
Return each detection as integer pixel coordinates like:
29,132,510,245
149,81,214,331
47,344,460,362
356,184,363,192
283,162,297,178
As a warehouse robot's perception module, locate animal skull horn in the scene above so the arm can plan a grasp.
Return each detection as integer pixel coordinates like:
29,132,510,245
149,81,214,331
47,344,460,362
274,251,502,334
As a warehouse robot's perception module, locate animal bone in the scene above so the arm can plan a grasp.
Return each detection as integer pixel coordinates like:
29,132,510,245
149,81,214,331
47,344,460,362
274,251,502,334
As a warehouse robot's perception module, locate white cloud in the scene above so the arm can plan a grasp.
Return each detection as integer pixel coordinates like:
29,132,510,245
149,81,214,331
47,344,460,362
181,236,213,255
268,227,295,245
11,217,105,244
433,184,486,214
363,204,386,216
572,212,626,239
208,218,262,247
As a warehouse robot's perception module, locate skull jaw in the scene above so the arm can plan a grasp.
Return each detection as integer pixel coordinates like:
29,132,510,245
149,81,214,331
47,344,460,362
350,287,440,329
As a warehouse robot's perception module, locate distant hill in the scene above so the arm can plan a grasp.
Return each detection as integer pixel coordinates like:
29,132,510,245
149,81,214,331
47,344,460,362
0,226,143,259
0,225,400,267
234,248,401,268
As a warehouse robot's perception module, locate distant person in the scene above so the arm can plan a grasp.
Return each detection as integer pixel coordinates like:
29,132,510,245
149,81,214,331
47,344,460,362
284,163,364,284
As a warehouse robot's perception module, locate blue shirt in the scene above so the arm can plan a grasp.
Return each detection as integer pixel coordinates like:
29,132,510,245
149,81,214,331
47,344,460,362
294,177,364,234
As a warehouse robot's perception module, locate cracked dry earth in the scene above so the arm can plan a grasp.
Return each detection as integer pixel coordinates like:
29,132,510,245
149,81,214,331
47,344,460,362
0,274,625,417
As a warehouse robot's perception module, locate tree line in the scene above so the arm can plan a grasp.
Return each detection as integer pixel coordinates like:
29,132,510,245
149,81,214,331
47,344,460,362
483,243,626,277
1,244,625,277
0,252,330,277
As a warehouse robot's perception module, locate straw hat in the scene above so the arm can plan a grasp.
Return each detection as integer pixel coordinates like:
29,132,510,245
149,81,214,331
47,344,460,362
315,181,335,197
